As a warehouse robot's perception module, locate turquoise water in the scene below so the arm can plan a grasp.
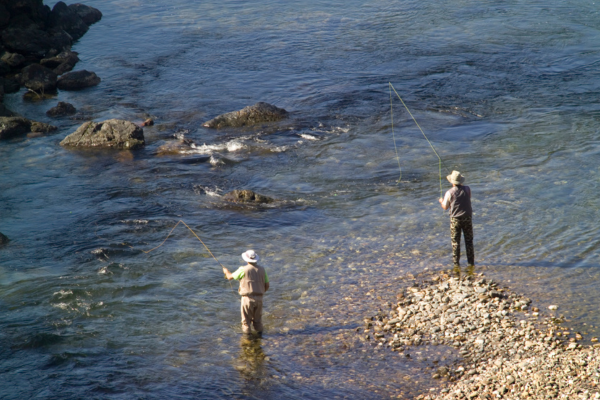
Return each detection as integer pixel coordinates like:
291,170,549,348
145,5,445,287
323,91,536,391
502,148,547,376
2,0,600,398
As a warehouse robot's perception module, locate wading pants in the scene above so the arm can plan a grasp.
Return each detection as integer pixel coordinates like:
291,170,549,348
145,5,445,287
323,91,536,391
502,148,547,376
241,294,263,333
450,215,474,266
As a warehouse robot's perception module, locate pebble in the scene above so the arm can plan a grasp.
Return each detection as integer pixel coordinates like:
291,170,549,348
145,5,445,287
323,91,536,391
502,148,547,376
364,272,600,400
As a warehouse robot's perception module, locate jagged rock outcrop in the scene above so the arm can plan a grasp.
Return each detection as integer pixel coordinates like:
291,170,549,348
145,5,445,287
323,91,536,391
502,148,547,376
203,102,288,129
60,119,145,150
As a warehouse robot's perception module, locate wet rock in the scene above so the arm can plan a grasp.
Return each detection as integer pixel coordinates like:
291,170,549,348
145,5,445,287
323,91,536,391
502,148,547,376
60,119,145,150
46,101,76,117
0,116,32,139
223,189,274,204
56,70,100,90
40,50,79,72
0,51,26,69
20,63,57,92
31,121,57,133
48,1,89,41
3,76,21,94
203,102,288,128
141,118,154,127
1,25,72,58
68,3,103,25
0,232,8,245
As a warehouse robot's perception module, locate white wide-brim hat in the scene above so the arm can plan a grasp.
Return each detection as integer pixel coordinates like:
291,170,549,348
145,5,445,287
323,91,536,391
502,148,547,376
242,250,259,263
447,170,466,185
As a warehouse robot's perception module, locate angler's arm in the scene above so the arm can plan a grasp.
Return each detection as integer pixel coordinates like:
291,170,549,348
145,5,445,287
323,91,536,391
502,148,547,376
223,267,234,280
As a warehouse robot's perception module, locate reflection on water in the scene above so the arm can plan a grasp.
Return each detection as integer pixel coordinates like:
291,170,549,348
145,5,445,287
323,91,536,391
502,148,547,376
235,334,268,382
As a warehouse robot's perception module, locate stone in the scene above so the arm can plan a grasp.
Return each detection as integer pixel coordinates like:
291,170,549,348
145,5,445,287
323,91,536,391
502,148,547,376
56,70,100,90
0,116,32,139
141,118,154,126
0,60,10,75
67,3,103,25
1,25,72,58
40,50,79,70
31,121,57,133
20,63,57,92
48,1,89,41
203,102,288,128
0,232,8,245
46,101,76,117
0,51,26,68
223,189,274,204
548,305,558,310
60,119,145,150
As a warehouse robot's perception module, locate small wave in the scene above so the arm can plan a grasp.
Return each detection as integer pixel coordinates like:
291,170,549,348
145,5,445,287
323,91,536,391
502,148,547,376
52,290,73,299
189,140,246,154
121,219,149,224
299,133,319,140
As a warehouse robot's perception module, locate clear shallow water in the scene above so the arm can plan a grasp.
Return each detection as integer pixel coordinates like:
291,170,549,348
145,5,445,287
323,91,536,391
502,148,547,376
2,0,600,398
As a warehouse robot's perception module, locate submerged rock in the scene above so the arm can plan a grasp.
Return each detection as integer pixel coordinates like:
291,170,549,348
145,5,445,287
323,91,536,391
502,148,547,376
0,232,9,245
60,119,145,150
56,70,100,90
223,190,274,204
203,102,288,129
46,101,76,117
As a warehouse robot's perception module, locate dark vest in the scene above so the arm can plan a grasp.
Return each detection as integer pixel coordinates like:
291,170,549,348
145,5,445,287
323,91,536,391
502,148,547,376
448,185,472,218
238,264,266,296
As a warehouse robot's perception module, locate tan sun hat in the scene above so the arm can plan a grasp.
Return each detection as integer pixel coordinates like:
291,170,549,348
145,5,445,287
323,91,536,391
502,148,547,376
242,250,259,263
447,170,465,185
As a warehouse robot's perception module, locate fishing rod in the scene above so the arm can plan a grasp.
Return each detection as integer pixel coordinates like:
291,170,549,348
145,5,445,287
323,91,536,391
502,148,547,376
144,220,235,291
389,82,444,199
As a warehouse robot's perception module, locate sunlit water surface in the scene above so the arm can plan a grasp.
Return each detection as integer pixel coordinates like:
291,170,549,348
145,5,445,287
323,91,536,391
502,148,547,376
2,0,600,398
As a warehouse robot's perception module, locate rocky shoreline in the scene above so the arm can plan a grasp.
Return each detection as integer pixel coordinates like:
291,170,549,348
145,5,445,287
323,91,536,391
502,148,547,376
0,0,102,137
364,272,600,399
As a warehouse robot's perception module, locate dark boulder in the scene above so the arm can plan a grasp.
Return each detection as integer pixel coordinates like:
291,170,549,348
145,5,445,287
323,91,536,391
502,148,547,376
0,60,9,75
203,102,288,129
223,190,274,204
60,119,145,150
1,51,26,69
2,0,51,28
0,116,57,139
0,116,32,140
57,70,100,90
40,50,79,71
20,63,57,92
46,101,76,117
1,25,72,58
2,77,21,93
68,3,102,25
0,4,10,28
0,232,9,245
48,1,88,41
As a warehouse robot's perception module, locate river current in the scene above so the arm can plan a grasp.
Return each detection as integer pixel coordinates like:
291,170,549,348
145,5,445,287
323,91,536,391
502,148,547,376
2,1,600,398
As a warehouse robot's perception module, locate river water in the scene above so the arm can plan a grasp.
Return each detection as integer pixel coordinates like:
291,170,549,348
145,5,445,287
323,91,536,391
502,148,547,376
2,0,600,398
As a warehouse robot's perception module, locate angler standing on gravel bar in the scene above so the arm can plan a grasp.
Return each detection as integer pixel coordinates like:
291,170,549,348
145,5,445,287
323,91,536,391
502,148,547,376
439,171,474,268
223,250,269,335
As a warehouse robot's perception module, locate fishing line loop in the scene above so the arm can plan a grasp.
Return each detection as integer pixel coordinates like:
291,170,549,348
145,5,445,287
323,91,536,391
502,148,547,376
388,82,444,199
